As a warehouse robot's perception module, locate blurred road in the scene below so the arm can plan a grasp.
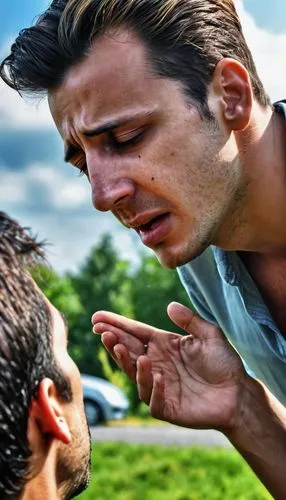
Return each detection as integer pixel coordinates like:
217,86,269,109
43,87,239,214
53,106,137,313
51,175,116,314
90,425,232,448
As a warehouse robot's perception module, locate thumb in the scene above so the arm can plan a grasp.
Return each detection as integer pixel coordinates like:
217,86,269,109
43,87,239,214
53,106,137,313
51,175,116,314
167,302,217,339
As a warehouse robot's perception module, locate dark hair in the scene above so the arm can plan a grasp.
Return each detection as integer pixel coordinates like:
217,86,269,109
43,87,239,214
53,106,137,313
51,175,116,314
0,212,72,499
0,0,270,117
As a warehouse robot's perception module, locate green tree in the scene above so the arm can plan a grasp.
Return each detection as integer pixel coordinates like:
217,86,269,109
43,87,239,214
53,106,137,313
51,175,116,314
69,234,133,376
31,264,84,364
32,237,193,415
131,254,190,332
31,264,82,317
126,254,192,412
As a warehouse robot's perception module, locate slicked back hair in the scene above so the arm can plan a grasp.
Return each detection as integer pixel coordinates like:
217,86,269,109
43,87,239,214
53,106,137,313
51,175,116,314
0,0,270,117
0,212,72,499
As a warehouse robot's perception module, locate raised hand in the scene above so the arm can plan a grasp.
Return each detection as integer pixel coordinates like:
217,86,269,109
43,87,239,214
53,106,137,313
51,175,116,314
92,303,248,431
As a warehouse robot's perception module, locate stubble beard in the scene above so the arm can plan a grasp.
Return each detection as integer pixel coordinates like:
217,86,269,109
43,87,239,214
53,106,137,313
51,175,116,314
57,408,92,499
180,119,248,261
160,153,247,269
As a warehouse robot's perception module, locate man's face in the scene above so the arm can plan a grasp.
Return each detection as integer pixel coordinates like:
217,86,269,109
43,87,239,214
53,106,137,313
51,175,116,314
49,302,91,499
50,29,243,268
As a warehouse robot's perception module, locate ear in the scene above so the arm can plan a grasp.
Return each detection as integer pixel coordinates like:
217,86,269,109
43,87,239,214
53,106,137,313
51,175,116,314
30,378,72,445
211,58,253,131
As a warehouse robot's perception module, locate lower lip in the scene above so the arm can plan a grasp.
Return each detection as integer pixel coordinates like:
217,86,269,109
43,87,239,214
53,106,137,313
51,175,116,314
138,213,172,247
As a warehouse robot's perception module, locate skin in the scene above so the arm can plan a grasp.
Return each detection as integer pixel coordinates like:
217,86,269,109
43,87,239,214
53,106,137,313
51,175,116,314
93,302,247,430
92,303,286,499
49,26,286,498
22,300,91,500
49,28,286,269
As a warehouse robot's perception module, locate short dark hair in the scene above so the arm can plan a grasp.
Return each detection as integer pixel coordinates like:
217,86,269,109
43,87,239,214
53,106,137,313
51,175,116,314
0,212,72,499
0,0,270,117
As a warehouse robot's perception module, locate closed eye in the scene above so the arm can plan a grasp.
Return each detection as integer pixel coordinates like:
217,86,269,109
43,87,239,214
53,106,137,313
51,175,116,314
78,166,88,177
69,125,147,173
74,159,88,177
109,127,146,151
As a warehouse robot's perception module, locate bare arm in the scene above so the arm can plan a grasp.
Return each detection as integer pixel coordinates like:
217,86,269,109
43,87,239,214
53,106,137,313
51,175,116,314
92,303,286,498
226,377,286,499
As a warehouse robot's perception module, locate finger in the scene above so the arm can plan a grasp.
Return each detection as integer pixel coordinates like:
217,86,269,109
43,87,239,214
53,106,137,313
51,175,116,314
136,356,153,404
100,334,137,382
101,331,121,364
92,310,157,343
99,332,137,382
101,331,121,360
94,322,145,355
113,344,137,383
101,331,118,351
95,331,136,382
149,373,166,421
167,302,219,339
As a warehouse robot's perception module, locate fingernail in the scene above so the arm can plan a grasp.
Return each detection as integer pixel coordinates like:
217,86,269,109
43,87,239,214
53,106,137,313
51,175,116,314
114,347,121,360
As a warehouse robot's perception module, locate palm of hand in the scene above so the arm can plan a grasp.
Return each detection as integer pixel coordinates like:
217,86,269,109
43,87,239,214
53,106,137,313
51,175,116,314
93,305,246,432
146,329,245,429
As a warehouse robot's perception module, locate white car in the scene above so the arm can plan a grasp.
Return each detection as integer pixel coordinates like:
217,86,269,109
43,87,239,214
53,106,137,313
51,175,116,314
81,374,129,426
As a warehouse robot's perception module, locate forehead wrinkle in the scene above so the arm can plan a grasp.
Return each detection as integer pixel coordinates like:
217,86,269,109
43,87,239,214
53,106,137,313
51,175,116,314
57,30,153,118
50,26,181,158
82,108,157,135
62,113,86,154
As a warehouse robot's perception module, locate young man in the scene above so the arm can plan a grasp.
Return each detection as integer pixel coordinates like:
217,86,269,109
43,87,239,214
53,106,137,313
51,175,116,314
0,212,91,499
1,0,286,496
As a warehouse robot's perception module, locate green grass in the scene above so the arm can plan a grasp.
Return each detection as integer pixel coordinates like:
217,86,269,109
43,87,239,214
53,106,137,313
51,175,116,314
108,416,166,426
78,442,272,500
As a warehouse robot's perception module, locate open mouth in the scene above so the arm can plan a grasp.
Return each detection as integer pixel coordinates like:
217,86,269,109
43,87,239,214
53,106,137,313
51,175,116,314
136,213,171,247
138,213,168,234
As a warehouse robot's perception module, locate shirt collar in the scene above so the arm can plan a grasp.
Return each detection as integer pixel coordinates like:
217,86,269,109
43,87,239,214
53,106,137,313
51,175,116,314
273,100,286,118
213,247,240,286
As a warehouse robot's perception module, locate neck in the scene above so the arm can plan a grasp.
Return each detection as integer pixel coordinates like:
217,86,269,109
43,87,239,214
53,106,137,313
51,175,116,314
216,102,286,255
22,485,60,500
22,458,62,500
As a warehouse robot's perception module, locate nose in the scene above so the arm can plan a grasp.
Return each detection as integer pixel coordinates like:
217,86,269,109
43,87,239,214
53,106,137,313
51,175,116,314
91,176,135,212
87,150,136,212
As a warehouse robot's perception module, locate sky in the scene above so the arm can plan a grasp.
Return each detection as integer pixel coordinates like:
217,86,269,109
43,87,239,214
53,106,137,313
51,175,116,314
1,0,286,273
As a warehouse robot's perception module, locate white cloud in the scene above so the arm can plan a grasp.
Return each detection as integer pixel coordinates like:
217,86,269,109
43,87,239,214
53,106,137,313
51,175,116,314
57,182,91,209
1,3,285,273
0,36,54,130
0,163,91,210
0,80,54,130
2,202,141,274
0,162,142,272
0,168,27,204
0,4,285,133
237,0,286,100
42,215,141,273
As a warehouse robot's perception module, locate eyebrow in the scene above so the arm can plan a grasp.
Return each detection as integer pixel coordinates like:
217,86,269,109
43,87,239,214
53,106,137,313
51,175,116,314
64,110,153,163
